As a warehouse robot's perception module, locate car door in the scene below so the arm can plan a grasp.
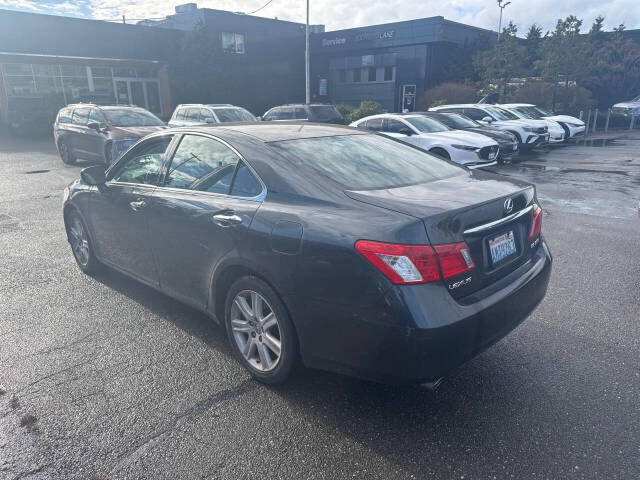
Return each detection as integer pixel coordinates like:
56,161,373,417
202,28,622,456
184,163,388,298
145,133,263,309
89,134,175,286
85,108,108,161
69,107,91,159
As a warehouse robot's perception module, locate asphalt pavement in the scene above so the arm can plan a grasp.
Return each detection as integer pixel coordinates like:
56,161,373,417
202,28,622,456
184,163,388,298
1,133,639,480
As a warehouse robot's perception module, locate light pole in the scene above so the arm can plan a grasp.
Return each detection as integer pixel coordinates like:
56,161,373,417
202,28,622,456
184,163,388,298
305,0,310,104
497,0,511,41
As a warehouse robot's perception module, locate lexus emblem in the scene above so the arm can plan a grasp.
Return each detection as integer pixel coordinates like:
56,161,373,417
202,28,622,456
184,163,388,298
504,198,514,215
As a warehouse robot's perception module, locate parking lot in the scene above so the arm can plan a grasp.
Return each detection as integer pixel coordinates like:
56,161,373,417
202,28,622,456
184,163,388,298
1,133,639,479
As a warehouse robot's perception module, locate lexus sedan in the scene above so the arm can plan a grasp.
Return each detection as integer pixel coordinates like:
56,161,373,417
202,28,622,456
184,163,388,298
351,113,500,167
63,123,552,385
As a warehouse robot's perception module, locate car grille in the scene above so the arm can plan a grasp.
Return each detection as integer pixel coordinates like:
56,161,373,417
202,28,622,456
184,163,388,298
612,107,630,115
478,145,499,160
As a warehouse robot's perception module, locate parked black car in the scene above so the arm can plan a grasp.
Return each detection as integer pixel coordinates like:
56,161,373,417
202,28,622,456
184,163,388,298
54,104,166,166
262,104,344,124
415,111,520,163
63,123,551,384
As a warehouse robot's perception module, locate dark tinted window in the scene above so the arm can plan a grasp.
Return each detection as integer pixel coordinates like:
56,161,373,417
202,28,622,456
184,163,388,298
110,135,173,185
353,69,361,83
368,67,376,82
308,105,342,122
384,66,393,81
294,107,307,119
103,109,164,126
263,109,279,121
463,108,488,121
72,107,89,125
230,162,261,197
200,109,215,123
363,118,383,131
88,109,104,125
430,113,479,129
57,108,73,124
213,108,256,122
385,119,409,133
165,135,240,193
271,134,463,190
185,108,201,122
278,108,294,120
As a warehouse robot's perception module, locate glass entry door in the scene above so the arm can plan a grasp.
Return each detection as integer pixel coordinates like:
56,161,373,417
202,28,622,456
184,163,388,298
113,78,162,115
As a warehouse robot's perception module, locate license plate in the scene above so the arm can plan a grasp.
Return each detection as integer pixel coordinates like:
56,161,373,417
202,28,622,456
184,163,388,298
489,151,497,160
489,231,517,264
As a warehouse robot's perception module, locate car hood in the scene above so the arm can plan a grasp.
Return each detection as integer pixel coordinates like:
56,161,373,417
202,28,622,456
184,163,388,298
109,125,168,139
465,127,516,143
420,129,497,147
544,115,584,126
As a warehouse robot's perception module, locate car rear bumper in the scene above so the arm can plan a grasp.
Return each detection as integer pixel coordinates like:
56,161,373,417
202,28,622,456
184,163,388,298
296,239,552,384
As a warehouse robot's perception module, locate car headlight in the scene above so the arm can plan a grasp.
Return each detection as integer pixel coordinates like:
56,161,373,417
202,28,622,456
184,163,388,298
451,144,478,151
522,126,534,132
565,122,583,127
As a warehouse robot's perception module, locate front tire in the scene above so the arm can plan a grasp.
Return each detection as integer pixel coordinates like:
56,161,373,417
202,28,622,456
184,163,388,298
66,212,100,274
225,276,298,384
59,140,75,165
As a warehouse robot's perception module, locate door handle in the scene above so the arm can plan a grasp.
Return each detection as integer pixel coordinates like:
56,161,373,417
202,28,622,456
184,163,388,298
212,211,242,227
129,199,147,212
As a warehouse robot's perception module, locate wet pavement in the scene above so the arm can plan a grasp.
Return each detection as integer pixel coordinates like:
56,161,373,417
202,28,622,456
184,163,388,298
488,133,640,219
1,133,639,479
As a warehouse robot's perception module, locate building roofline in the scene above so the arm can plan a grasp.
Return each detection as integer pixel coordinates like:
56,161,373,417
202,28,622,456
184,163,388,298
0,51,166,65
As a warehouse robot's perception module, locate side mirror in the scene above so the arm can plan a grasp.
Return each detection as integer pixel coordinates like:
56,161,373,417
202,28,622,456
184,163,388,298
399,128,413,136
80,164,106,186
205,118,215,124
87,121,102,131
482,116,493,123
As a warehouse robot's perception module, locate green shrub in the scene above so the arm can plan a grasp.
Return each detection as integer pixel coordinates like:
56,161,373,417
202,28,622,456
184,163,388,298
336,101,383,123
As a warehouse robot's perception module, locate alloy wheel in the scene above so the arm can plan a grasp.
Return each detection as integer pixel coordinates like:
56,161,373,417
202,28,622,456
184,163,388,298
69,216,90,267
230,290,282,372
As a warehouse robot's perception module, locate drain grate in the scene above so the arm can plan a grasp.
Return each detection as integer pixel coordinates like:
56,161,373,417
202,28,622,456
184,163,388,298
25,169,50,174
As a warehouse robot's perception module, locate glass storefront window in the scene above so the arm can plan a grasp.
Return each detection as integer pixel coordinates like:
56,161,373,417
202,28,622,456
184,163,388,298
3,63,32,75
5,76,36,96
91,66,113,78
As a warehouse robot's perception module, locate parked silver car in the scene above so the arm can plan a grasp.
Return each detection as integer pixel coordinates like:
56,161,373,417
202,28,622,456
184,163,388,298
168,104,257,127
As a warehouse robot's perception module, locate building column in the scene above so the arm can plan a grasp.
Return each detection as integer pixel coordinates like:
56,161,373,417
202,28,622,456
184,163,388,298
157,64,172,119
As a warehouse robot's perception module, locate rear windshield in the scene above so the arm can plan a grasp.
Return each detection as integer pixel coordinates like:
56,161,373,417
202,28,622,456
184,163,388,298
270,134,464,190
213,108,256,123
308,106,343,121
103,109,164,127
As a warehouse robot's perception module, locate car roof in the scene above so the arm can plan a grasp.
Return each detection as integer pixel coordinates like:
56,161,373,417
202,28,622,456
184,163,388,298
354,113,415,122
432,104,490,109
500,103,534,107
168,122,364,143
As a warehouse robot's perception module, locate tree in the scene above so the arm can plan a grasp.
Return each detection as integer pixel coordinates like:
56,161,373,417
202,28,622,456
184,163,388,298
525,24,543,70
473,21,527,97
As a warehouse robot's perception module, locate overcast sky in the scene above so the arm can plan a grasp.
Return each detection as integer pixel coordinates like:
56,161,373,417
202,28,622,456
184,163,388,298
1,0,638,34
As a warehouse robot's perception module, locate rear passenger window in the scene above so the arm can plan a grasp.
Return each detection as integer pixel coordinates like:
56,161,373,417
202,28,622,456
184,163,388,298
230,162,261,197
200,109,215,123
386,119,408,133
72,107,90,125
294,108,307,119
278,108,294,120
165,135,240,193
463,109,486,121
364,118,383,131
57,108,72,124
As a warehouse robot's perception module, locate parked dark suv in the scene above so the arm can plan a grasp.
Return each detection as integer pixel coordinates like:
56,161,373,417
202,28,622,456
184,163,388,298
54,104,166,165
262,104,344,124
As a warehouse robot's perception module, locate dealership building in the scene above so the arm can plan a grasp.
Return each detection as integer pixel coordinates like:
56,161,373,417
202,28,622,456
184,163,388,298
0,3,493,130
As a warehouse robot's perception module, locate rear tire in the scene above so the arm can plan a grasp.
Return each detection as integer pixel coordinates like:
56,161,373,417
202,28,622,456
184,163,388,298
225,276,298,384
66,211,100,274
59,140,75,165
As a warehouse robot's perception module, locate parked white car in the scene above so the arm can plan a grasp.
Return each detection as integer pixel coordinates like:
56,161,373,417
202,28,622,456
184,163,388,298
351,113,500,167
499,104,567,143
612,95,640,116
168,104,257,127
430,104,549,151
510,104,585,140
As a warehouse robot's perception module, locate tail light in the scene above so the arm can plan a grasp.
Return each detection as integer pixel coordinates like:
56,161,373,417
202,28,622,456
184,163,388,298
529,205,543,240
355,240,474,285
